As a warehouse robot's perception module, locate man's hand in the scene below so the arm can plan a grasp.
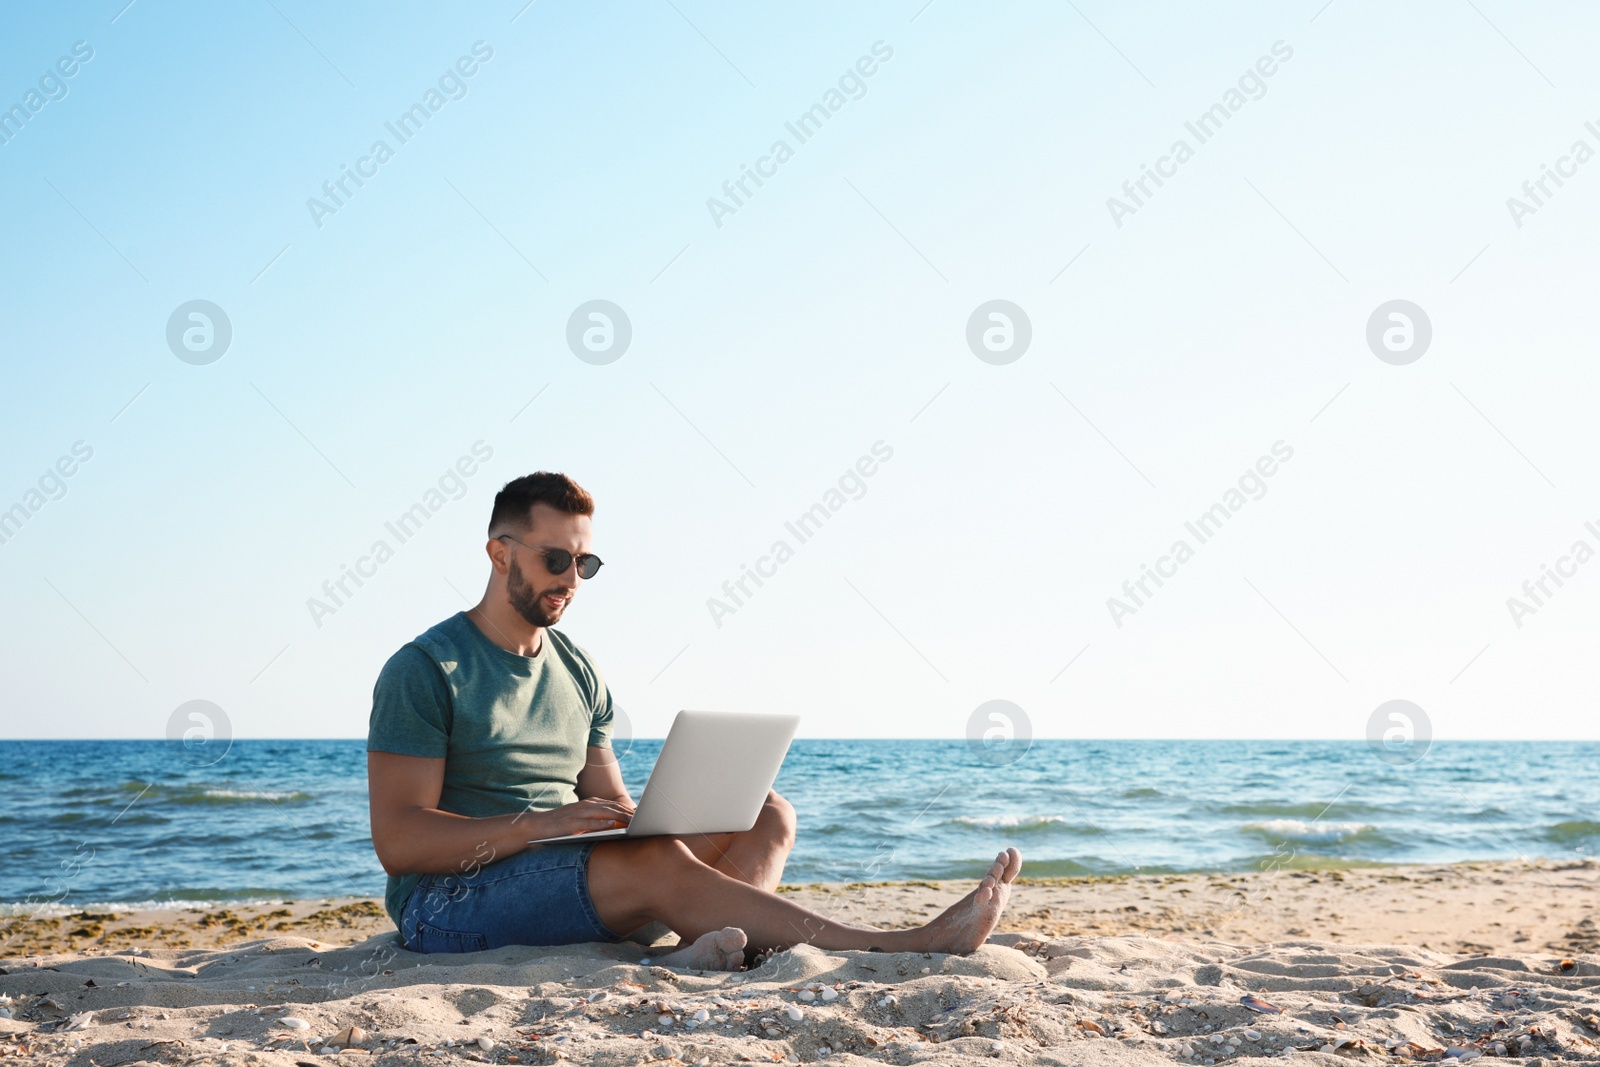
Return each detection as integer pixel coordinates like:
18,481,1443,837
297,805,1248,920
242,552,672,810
531,796,636,840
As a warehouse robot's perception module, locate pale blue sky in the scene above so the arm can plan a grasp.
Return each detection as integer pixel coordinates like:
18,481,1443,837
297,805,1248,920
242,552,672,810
3,0,1598,741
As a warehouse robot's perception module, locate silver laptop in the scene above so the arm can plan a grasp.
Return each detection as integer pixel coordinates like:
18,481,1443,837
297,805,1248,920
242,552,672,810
531,710,800,845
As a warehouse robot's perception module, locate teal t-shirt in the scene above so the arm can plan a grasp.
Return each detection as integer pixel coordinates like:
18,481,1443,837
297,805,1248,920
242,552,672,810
366,611,616,924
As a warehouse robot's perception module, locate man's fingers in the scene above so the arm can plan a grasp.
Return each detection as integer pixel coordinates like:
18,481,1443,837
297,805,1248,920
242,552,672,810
585,799,634,817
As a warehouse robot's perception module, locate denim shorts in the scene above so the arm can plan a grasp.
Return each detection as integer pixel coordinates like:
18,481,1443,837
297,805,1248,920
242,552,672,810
397,841,622,953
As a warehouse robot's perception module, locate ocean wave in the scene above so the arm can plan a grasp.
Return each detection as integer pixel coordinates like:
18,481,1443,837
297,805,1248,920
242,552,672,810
1240,819,1382,845
1543,820,1600,845
1220,801,1378,818
63,782,315,806
946,814,1096,833
193,788,314,803
836,796,911,812
141,784,315,805
48,811,168,827
110,813,169,825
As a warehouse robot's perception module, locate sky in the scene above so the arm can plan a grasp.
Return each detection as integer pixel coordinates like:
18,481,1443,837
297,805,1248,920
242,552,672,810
2,0,1598,743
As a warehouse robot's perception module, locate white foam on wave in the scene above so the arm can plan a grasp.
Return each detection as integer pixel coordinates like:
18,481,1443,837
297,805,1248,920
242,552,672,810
199,788,307,801
1242,818,1375,843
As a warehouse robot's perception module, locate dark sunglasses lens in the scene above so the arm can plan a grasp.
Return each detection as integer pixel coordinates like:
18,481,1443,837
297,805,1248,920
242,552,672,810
543,549,574,576
576,555,603,579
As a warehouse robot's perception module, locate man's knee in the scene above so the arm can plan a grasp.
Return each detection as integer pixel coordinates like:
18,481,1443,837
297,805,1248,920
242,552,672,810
762,790,797,846
592,835,699,888
589,836,701,932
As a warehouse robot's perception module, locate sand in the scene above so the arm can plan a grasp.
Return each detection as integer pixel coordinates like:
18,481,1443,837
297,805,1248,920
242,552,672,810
3,860,1598,1065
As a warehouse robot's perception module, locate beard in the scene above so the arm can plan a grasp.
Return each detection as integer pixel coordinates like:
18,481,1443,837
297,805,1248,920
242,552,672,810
507,556,571,629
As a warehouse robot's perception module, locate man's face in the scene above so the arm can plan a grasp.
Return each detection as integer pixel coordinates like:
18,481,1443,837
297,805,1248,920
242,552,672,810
502,504,593,629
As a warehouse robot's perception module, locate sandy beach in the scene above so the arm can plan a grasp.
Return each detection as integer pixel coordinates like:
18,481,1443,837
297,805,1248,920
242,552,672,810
3,860,1598,1065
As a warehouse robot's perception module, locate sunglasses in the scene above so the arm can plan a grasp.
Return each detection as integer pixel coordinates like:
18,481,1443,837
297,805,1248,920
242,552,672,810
496,534,605,579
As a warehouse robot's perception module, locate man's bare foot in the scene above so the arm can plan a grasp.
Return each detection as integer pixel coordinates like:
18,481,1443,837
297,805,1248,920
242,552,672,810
644,926,748,971
908,848,1022,955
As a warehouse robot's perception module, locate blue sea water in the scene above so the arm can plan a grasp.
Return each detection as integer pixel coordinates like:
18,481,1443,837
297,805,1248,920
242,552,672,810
2,739,1597,914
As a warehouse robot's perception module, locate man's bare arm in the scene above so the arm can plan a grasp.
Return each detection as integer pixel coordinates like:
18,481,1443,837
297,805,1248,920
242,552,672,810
367,751,633,876
575,744,634,805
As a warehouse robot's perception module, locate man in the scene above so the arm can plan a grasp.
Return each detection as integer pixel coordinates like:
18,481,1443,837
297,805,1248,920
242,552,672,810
367,471,1022,968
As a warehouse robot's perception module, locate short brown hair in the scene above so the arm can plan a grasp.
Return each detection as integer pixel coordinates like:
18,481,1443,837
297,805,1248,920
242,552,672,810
488,472,594,534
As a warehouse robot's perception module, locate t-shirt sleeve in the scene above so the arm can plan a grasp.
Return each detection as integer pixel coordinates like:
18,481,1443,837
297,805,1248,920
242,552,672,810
367,644,451,758
587,659,616,750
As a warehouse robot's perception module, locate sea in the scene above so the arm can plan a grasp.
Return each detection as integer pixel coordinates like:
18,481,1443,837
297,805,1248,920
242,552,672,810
2,739,1596,915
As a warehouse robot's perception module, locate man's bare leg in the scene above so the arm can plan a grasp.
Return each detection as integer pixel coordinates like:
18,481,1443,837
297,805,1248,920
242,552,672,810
685,790,796,892
639,790,796,962
588,838,1021,969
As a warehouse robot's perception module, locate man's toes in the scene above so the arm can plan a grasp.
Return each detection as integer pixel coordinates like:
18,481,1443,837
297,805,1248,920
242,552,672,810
1000,847,1023,883
712,927,747,968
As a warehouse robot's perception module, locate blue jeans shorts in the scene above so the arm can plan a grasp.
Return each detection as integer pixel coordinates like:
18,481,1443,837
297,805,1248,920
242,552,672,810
398,841,622,953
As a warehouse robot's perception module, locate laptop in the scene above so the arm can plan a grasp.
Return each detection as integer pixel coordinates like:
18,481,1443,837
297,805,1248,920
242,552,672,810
530,710,801,844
